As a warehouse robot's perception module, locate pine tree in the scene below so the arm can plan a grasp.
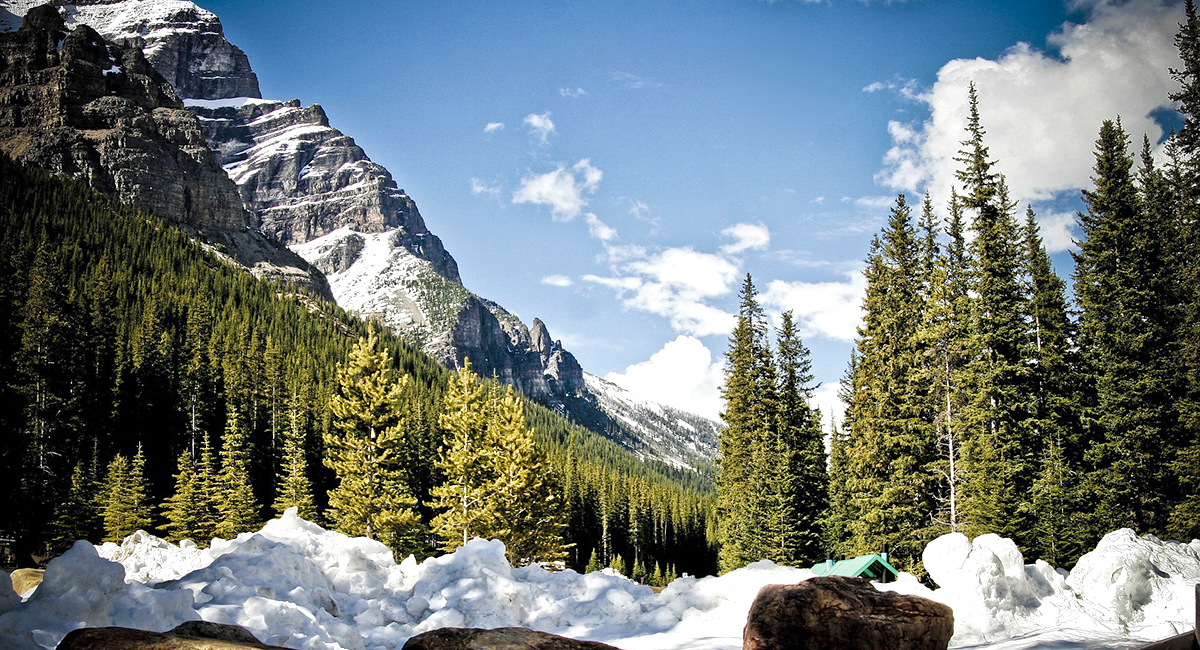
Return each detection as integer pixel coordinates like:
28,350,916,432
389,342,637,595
1022,206,1086,565
273,380,317,520
325,333,422,555
52,460,101,550
194,431,219,544
608,553,626,576
216,399,260,539
101,448,152,543
954,88,1033,542
586,548,601,573
1075,119,1182,536
774,310,827,565
841,195,935,570
917,191,973,535
487,386,569,566
717,274,775,573
431,359,496,551
162,449,204,543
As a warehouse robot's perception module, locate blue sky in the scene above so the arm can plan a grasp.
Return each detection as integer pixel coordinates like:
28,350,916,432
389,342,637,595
203,0,1184,422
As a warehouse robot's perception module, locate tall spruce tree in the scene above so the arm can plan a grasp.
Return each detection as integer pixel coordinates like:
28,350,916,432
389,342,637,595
916,191,973,535
216,399,260,538
487,386,570,566
954,87,1033,543
273,380,317,520
101,447,152,542
431,359,495,551
1075,118,1182,536
774,310,827,565
716,275,774,573
162,449,204,543
1022,205,1086,565
841,195,934,570
324,333,423,555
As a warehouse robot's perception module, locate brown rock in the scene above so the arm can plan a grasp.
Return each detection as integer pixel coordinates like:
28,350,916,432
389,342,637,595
743,576,954,650
402,627,620,650
56,621,288,650
10,568,44,595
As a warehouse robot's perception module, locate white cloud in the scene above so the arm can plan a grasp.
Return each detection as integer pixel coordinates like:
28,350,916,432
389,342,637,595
719,222,771,255
512,159,603,221
760,271,867,343
560,87,587,98
523,111,556,143
470,178,500,198
811,382,844,432
862,77,921,100
541,274,574,287
484,122,505,133
608,71,662,89
845,195,896,209
812,196,826,204
585,246,739,337
877,0,1183,212
585,213,618,242
604,336,726,420
1036,211,1078,254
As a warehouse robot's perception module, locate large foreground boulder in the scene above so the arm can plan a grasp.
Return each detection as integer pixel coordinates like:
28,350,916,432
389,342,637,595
744,576,954,650
56,621,289,650
402,627,621,650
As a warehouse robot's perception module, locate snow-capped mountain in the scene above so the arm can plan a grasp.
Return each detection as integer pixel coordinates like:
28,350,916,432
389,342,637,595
583,373,720,470
0,0,722,468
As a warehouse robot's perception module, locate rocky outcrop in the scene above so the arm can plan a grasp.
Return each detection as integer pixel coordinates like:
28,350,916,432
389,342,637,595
1,0,260,100
0,6,330,298
190,98,461,283
57,621,289,650
402,627,620,650
743,577,954,650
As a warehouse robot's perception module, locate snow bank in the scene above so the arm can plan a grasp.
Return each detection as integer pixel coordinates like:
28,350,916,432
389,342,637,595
1,510,1196,650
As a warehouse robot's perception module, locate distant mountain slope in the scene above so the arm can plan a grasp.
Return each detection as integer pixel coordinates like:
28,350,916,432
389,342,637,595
0,0,723,468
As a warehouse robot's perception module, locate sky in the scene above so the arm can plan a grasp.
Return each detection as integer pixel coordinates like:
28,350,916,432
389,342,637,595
200,0,1186,423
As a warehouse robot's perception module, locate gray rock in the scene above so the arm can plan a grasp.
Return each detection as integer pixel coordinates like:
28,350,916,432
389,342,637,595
743,576,954,650
402,627,620,650
191,98,460,283
1,0,261,100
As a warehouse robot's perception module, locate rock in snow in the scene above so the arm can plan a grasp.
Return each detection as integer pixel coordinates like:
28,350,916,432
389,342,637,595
0,509,1195,650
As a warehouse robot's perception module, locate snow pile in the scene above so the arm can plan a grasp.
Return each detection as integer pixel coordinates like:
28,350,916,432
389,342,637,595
1,510,1197,650
913,529,1200,645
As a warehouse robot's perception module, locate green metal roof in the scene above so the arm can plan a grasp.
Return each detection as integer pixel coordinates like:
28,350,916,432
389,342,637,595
809,553,899,581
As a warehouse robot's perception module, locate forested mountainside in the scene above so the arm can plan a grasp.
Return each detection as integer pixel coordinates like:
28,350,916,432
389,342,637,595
0,154,717,575
0,0,723,468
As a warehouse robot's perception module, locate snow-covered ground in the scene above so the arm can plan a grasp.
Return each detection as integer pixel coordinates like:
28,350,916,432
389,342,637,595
0,510,1196,650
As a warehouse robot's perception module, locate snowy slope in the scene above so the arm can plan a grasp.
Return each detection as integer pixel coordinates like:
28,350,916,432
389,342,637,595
584,373,720,469
1,512,1197,650
291,226,472,359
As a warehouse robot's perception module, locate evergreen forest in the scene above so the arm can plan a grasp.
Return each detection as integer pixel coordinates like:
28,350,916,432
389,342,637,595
0,155,716,579
715,2,1200,575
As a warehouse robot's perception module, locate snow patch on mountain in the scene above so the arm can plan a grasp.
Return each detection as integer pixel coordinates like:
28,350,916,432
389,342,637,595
584,373,719,469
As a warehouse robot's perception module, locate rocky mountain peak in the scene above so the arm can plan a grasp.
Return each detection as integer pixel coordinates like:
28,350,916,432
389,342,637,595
2,0,260,99
0,5,330,299
531,318,553,355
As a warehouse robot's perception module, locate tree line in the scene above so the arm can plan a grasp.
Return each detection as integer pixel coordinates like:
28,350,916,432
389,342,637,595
0,154,716,577
717,3,1200,574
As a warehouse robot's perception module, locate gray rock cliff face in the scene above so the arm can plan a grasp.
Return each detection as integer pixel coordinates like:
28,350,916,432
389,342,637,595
1,0,260,99
191,98,461,284
0,6,331,299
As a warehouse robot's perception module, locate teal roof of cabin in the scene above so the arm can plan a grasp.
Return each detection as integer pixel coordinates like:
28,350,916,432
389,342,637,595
809,553,899,580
